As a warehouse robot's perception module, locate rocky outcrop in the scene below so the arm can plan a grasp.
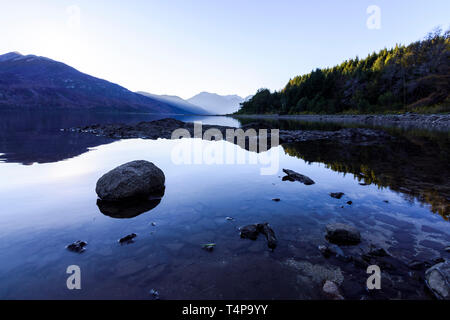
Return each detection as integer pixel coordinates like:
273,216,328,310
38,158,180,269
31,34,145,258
96,160,165,201
325,223,361,245
425,260,450,300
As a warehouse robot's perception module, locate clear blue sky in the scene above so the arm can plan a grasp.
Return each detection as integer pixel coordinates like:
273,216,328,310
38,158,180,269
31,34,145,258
0,0,448,99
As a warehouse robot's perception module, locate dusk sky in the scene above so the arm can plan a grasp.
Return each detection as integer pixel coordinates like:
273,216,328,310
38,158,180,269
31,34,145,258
1,0,449,98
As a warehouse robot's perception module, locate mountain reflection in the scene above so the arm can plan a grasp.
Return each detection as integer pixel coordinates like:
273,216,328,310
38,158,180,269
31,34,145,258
282,133,450,220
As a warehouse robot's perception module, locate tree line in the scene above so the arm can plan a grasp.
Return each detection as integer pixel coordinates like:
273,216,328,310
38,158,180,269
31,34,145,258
237,28,449,115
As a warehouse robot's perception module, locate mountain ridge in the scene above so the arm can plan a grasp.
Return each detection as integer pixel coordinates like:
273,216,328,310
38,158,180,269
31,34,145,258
0,52,192,114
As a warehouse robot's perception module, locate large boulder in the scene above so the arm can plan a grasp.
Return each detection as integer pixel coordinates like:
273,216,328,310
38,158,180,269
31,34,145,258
96,160,165,201
325,223,361,245
425,260,450,300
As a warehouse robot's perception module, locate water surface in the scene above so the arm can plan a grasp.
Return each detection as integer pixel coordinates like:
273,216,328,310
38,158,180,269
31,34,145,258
0,111,449,300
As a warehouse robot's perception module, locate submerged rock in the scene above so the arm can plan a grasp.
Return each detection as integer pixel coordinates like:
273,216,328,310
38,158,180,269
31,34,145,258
282,169,315,185
330,192,345,199
259,223,277,249
284,259,344,286
425,260,450,300
323,280,344,300
240,223,277,249
325,223,361,245
240,224,259,240
96,160,165,201
66,240,87,253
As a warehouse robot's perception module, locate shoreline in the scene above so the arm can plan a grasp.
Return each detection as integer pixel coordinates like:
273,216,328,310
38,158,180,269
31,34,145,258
231,113,450,131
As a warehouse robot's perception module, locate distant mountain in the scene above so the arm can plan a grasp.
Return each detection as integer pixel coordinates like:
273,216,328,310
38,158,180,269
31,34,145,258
136,91,210,115
187,92,246,115
0,52,193,114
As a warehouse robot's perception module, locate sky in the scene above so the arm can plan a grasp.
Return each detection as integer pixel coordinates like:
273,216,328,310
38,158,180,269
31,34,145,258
0,0,449,99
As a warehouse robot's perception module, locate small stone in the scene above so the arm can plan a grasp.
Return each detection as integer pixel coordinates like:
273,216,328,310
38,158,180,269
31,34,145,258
239,223,277,250
119,233,137,244
272,198,281,202
282,169,315,185
323,280,344,300
425,261,450,300
325,223,361,245
347,201,353,205
318,245,333,258
202,243,216,252
66,240,87,253
330,192,345,199
226,217,234,221
149,289,160,300
240,224,259,240
445,246,450,253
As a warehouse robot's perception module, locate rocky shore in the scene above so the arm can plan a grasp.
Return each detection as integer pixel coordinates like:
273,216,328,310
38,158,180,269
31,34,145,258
233,113,450,131
66,118,395,147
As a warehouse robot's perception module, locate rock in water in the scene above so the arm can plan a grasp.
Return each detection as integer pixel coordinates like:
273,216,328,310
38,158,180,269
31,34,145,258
325,223,361,245
425,261,450,300
66,240,87,253
323,280,344,300
240,224,260,240
259,223,277,250
240,223,277,249
282,169,315,185
96,160,165,201
119,233,137,244
330,192,345,199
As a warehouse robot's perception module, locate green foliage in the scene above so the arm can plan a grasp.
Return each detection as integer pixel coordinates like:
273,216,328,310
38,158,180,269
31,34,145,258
237,28,450,115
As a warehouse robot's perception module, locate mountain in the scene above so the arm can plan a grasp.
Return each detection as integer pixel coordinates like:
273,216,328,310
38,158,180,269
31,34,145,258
238,29,450,115
136,92,210,115
0,52,192,114
187,92,246,115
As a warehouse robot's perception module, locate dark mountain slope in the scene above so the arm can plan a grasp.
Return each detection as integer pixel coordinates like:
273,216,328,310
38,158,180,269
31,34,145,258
0,52,189,114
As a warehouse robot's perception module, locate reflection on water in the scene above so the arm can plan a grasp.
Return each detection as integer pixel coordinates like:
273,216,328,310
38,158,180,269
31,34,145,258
0,111,449,299
282,134,450,219
0,110,239,164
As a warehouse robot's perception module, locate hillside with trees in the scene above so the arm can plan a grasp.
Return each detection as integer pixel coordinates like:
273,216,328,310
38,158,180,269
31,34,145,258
237,29,450,115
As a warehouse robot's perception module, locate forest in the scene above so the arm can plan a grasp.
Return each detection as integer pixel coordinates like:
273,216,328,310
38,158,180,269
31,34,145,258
237,28,449,115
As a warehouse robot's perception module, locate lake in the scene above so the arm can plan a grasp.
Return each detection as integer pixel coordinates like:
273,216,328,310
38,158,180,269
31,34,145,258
0,111,449,299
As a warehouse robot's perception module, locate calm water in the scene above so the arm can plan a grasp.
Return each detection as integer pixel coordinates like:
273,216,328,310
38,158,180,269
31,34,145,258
0,111,449,300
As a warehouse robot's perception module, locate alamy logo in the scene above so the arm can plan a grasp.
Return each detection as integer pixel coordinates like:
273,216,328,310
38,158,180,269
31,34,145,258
66,265,81,290
66,5,81,30
366,265,381,290
170,122,280,175
366,5,381,30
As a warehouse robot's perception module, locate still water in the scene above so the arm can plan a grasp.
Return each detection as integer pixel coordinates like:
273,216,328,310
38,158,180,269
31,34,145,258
0,111,449,299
